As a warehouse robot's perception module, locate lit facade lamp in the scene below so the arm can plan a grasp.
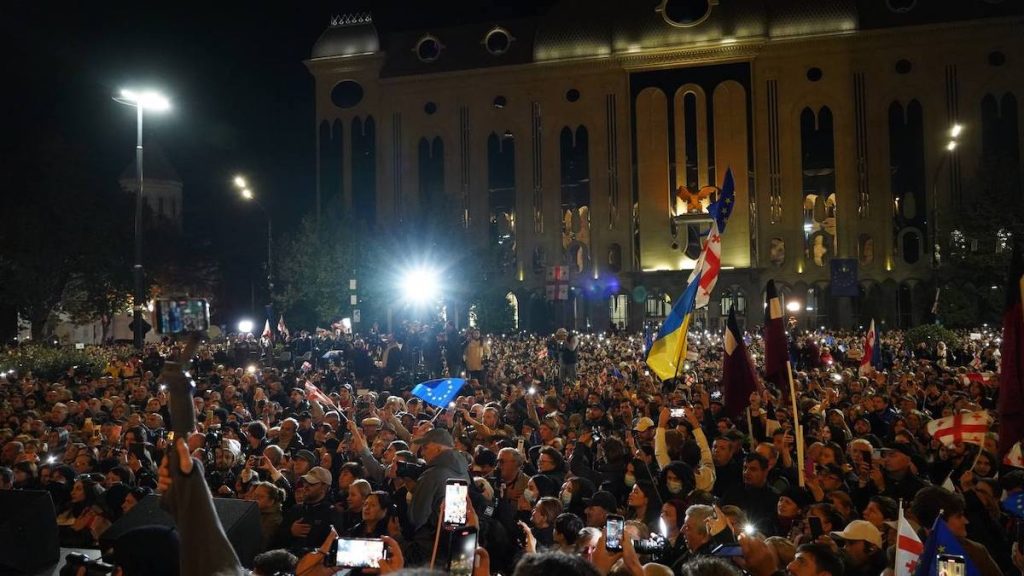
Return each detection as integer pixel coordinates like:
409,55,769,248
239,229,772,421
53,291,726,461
932,124,964,270
233,175,273,295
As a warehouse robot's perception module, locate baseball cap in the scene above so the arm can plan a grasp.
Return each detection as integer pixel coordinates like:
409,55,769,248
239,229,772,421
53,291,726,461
361,417,382,428
411,428,455,448
633,417,656,432
830,520,882,548
294,449,317,467
584,491,619,514
300,466,332,486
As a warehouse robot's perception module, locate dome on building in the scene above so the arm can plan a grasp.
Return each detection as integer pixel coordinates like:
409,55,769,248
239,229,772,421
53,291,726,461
765,0,858,38
311,13,380,59
610,0,767,53
534,0,613,62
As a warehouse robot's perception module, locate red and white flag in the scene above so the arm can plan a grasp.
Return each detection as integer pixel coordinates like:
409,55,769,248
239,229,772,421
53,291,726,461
304,381,338,412
960,371,996,385
277,315,290,341
895,504,923,576
261,319,273,341
1004,441,1024,469
925,410,993,446
859,320,876,376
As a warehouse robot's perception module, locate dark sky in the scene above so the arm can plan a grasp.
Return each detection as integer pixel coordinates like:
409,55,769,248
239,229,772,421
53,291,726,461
3,1,552,325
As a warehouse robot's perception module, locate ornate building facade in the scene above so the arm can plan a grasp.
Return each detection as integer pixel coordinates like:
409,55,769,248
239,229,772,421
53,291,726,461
306,1,1023,332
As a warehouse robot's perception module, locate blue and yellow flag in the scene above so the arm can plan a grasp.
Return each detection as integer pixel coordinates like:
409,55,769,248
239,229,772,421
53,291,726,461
646,270,702,380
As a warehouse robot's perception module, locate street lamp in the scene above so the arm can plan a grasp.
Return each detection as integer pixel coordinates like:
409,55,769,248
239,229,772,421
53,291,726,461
232,175,273,295
114,88,171,350
931,123,963,269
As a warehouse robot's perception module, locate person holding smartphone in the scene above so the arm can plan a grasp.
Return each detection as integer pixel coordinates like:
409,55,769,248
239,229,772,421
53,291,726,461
405,428,471,565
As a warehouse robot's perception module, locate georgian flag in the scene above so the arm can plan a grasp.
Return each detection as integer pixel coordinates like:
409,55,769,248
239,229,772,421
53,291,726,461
1004,441,1024,469
262,319,273,341
895,505,923,576
925,410,993,447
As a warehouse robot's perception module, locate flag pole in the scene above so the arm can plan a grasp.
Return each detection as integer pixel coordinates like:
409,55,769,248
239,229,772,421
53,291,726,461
746,406,756,451
786,360,805,487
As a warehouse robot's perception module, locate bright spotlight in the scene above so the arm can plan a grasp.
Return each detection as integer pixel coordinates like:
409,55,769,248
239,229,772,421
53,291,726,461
946,140,957,151
233,175,247,188
786,301,801,313
118,88,171,111
950,124,963,138
743,523,756,535
237,319,255,334
401,267,440,304
241,188,254,200
247,365,257,374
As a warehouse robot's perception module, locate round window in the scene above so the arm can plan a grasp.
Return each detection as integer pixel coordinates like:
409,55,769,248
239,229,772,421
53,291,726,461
806,67,823,82
415,35,443,63
895,59,912,74
330,80,364,109
493,96,508,109
566,88,581,103
424,102,438,115
658,0,713,27
484,27,513,55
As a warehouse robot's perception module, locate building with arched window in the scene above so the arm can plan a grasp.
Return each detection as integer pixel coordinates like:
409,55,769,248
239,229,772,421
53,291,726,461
306,3,1023,332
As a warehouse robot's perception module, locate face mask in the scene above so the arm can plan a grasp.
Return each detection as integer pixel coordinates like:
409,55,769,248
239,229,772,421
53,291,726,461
561,491,573,506
524,488,538,505
667,480,685,495
624,474,636,488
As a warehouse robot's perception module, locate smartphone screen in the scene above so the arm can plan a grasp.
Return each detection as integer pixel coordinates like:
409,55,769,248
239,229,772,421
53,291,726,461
330,538,385,568
444,479,469,527
448,526,478,576
937,554,966,576
605,514,624,551
809,516,823,539
670,408,685,418
155,298,210,334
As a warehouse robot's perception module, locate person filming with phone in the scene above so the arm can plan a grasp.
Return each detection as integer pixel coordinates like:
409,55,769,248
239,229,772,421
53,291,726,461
405,428,471,564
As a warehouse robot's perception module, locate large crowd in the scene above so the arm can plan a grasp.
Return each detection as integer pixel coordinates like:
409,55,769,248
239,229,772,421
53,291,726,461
1,320,1022,576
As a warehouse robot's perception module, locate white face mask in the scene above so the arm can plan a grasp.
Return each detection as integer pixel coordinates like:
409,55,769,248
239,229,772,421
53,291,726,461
624,474,636,488
667,480,685,495
524,488,538,505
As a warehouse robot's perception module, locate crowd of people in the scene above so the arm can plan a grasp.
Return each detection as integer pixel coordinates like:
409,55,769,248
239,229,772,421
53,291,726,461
0,320,1022,576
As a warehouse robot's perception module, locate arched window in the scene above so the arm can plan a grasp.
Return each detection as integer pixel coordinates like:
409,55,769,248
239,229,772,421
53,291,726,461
646,294,671,318
898,283,913,328
889,100,926,252
609,295,628,329
560,126,591,274
352,116,376,226
488,132,517,274
800,106,837,267
418,136,444,210
719,290,747,316
319,120,343,210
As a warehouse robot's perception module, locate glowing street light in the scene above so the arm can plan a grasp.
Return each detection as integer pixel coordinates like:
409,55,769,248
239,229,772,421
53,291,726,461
950,124,963,138
785,301,801,313
114,87,171,350
232,174,273,296
946,140,957,152
233,175,248,189
932,123,965,270
241,188,254,200
401,267,440,304
237,319,255,334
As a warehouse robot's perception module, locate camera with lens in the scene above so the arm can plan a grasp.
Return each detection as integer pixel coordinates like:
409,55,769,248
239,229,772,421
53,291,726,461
395,460,425,480
59,552,115,576
632,533,667,555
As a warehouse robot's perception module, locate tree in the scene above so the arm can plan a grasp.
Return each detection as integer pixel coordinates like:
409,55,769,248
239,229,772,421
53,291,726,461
273,213,358,329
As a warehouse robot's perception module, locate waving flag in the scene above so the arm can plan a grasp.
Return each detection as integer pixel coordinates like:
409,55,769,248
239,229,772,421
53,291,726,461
722,308,758,418
412,377,466,408
647,168,736,381
926,410,992,446
277,316,290,341
1004,441,1024,469
913,517,979,576
859,320,877,376
763,279,789,398
262,319,273,341
999,241,1024,456
895,503,923,576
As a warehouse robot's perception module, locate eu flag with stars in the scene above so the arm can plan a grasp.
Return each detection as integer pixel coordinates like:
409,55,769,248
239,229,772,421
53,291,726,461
913,517,979,576
411,378,466,408
1002,491,1024,518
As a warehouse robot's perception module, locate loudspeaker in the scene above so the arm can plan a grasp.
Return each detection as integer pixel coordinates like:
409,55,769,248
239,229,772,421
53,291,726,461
0,490,60,574
101,494,262,567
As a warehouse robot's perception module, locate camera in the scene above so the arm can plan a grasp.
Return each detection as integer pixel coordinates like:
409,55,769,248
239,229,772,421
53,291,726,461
60,552,115,576
205,430,222,448
633,534,667,555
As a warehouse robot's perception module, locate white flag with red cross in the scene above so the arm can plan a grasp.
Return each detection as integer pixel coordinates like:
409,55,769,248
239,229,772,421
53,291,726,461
925,410,992,447
895,505,923,576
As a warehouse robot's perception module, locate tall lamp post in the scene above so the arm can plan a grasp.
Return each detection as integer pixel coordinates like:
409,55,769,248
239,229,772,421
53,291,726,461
113,89,171,350
233,176,273,295
931,123,963,270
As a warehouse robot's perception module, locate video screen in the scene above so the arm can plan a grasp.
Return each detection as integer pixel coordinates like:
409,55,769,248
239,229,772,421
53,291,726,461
445,482,468,525
156,299,209,334
334,538,384,568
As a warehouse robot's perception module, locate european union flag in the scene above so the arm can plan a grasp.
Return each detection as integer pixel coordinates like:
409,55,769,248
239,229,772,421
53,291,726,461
411,378,466,408
913,517,979,576
1002,491,1024,518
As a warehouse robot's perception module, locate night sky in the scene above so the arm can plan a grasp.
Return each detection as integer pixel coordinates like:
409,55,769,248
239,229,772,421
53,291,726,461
3,1,552,326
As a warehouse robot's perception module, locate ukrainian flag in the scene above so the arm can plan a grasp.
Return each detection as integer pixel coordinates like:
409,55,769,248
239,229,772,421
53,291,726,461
646,270,702,380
